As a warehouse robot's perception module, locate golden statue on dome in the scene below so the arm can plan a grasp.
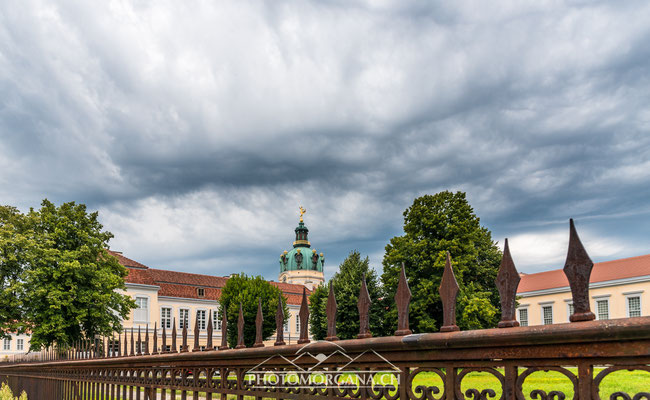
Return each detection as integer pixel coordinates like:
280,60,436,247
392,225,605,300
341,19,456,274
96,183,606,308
299,206,306,222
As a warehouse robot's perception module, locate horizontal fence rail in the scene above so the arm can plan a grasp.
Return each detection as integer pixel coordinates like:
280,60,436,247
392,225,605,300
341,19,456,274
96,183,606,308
1,220,649,400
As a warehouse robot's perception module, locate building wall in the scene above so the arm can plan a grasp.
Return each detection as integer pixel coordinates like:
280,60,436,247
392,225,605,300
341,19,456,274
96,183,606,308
123,286,307,352
0,285,310,357
121,284,161,329
0,334,31,361
516,279,649,326
278,270,324,290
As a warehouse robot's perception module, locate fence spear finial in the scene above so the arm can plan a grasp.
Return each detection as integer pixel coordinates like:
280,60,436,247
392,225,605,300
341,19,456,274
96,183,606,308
357,274,372,339
181,316,189,352
440,252,460,332
152,322,158,354
395,262,412,336
496,239,521,328
275,293,286,346
236,302,246,349
219,305,229,350
298,287,311,344
564,219,596,322
130,327,135,356
193,311,200,352
144,324,150,355
161,321,167,353
254,297,264,347
206,310,213,350
325,282,339,341
137,326,142,356
171,318,177,353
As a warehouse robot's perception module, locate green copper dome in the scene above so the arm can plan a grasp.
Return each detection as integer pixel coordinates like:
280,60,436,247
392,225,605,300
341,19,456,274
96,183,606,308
279,218,324,272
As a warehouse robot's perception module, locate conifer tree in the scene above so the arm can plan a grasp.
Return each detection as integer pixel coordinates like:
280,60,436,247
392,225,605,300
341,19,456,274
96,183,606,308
309,251,387,340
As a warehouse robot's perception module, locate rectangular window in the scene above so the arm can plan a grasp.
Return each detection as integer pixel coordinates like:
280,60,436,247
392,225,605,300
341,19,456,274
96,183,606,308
179,309,189,329
296,315,300,333
283,318,289,332
161,307,172,329
518,309,528,327
542,305,553,325
3,338,10,351
135,341,146,354
134,297,149,322
597,299,609,320
108,341,119,356
197,310,206,330
213,310,222,330
164,345,171,352
16,339,23,351
197,288,205,298
567,303,574,321
628,296,641,318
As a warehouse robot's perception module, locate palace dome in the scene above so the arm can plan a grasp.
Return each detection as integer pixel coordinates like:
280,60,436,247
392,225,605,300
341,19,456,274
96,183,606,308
279,217,324,273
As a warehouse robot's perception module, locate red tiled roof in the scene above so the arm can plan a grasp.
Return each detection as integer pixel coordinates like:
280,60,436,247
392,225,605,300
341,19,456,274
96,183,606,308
124,267,158,286
107,249,149,269
106,250,157,285
270,281,311,295
518,253,650,294
147,268,227,288
284,293,307,305
157,283,222,300
110,250,311,305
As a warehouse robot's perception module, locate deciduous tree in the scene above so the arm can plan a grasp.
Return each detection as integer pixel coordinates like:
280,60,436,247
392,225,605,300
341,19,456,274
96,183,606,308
0,200,135,350
219,273,289,347
381,191,502,332
0,206,32,339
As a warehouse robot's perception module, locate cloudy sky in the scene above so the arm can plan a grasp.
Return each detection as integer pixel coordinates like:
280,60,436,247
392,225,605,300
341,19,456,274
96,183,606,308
1,0,649,280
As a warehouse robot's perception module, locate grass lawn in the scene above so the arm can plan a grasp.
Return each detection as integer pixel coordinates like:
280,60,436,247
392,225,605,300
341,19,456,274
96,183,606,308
51,368,650,400
156,368,648,399
413,368,650,399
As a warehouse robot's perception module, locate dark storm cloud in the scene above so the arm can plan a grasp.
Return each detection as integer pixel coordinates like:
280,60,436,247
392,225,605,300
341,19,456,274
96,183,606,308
1,0,649,277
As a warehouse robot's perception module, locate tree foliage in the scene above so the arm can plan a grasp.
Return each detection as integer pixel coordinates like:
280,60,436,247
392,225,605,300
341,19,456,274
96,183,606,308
0,200,135,350
0,206,32,339
381,191,502,332
309,251,388,340
219,273,290,348
0,382,27,400
307,284,327,340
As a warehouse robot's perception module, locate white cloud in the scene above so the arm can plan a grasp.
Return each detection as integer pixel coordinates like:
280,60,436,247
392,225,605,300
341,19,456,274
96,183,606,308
503,227,639,274
1,0,649,278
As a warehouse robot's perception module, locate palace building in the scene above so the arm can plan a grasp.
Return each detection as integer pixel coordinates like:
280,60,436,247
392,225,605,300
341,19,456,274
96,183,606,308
277,207,325,290
516,253,650,326
1,212,320,358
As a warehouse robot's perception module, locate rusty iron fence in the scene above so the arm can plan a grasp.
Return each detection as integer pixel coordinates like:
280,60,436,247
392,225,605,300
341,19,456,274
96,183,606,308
1,220,649,399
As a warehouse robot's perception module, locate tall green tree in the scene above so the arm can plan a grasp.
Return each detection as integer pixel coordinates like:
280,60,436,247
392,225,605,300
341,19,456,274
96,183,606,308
219,273,290,348
0,200,135,350
381,191,502,333
309,251,388,340
0,206,33,338
307,284,327,340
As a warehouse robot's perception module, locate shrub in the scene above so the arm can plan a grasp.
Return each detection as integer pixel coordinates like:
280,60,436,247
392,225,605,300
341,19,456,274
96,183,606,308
0,383,27,400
